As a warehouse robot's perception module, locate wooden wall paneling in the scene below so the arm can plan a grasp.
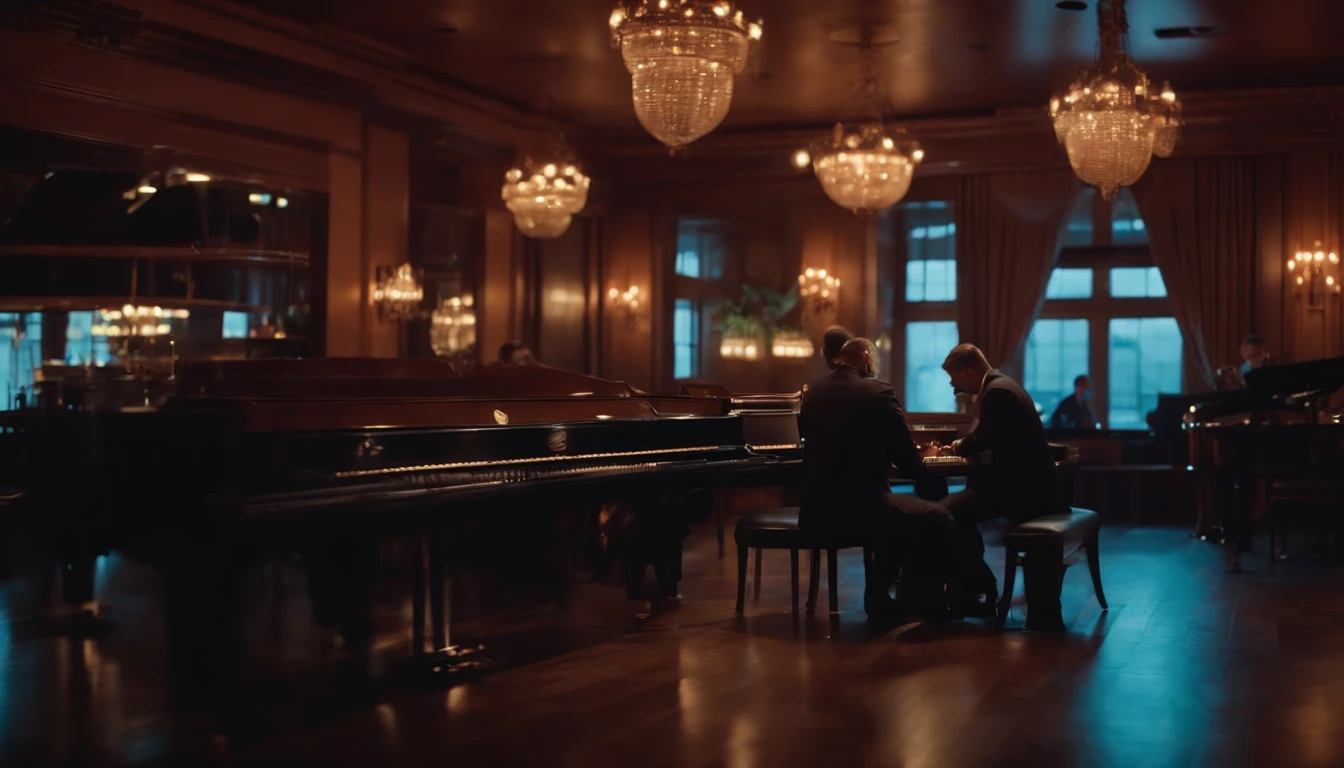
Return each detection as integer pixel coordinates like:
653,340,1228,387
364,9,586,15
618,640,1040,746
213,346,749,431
480,210,518,366
1255,154,1287,361
326,152,364,356
1283,151,1343,362
533,219,593,374
363,124,411,357
601,209,655,389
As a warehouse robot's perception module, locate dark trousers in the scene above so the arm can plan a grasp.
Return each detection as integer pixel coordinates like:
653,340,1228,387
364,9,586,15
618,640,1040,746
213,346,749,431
868,493,954,612
944,488,1063,625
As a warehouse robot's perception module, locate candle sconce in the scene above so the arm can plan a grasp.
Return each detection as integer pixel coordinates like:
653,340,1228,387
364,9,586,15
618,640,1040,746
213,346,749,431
373,263,424,321
607,285,641,324
1287,244,1340,310
798,267,840,314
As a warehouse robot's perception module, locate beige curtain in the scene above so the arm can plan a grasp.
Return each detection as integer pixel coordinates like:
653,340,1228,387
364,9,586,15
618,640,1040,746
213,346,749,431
955,168,1079,373
1131,156,1258,390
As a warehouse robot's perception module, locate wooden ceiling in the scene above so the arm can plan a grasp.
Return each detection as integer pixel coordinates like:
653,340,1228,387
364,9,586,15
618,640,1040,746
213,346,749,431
235,0,1344,136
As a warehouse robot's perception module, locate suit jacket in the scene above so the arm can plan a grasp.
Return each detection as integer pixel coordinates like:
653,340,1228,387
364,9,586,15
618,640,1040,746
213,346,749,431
797,365,932,537
1048,394,1097,430
956,370,1066,522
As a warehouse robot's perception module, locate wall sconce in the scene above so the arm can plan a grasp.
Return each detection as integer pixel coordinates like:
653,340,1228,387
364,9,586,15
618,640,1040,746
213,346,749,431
607,285,641,323
798,267,840,313
771,331,814,361
720,337,760,361
373,263,424,321
1288,245,1340,309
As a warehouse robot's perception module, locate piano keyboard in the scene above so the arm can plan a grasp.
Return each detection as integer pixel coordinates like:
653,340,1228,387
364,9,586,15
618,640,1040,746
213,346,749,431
922,455,969,468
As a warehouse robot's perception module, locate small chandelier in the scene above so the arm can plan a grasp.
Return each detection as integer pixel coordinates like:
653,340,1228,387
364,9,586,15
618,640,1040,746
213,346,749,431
770,330,813,361
1151,82,1181,158
609,0,762,149
1288,245,1341,310
430,296,477,356
797,267,840,314
796,39,922,216
372,263,423,321
1049,0,1175,200
607,285,642,324
502,139,590,239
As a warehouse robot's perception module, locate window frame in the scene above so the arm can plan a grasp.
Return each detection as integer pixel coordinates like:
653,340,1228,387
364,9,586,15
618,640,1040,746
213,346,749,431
668,219,735,383
892,203,958,408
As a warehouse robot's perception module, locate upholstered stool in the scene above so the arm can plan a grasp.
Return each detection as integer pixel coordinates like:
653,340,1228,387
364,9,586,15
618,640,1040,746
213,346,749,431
997,506,1107,629
1268,477,1343,565
733,508,870,616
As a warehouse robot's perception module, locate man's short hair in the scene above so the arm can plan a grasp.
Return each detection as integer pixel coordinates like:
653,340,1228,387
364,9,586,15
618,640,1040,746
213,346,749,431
1074,374,1091,387
837,337,878,376
498,340,528,363
822,325,853,361
1242,334,1265,347
942,343,987,370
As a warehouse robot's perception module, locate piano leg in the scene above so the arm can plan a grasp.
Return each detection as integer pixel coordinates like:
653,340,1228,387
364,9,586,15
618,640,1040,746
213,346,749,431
162,544,243,718
401,525,491,686
627,496,685,629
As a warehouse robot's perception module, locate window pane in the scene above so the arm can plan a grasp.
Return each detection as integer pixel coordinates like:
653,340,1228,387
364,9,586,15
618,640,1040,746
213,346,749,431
223,311,250,339
902,201,956,302
673,298,700,380
1110,187,1148,245
1,313,43,411
905,321,959,412
1109,267,1167,298
1108,317,1183,428
1044,267,1093,299
1024,319,1091,420
1062,186,1096,247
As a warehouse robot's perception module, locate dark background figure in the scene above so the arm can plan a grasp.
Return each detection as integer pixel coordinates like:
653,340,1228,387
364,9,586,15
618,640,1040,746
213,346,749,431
819,325,852,369
1049,375,1098,430
798,338,953,619
940,344,1068,628
498,340,538,365
1217,333,1271,390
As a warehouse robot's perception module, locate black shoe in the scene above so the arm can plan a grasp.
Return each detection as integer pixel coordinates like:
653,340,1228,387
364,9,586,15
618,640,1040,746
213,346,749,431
864,595,901,619
948,592,997,619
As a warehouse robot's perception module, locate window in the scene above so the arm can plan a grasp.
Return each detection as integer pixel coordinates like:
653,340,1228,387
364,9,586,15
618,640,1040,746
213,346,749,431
905,321,959,413
1022,189,1183,427
0,313,43,411
1024,319,1090,415
1109,267,1167,298
65,311,113,367
904,202,956,302
675,220,725,280
223,311,250,339
1108,318,1182,427
1045,268,1093,300
673,299,700,380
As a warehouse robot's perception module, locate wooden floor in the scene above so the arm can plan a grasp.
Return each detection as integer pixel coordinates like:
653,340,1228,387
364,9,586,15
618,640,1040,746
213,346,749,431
3,521,1344,767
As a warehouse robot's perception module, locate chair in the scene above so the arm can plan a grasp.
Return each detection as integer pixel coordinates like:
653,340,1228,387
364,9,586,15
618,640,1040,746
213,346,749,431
733,508,869,616
997,506,1107,629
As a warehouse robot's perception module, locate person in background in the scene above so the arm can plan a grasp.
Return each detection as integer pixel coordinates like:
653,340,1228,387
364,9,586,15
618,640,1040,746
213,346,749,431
820,325,853,370
1048,375,1098,430
798,338,953,619
497,340,538,366
940,343,1068,628
1217,334,1271,389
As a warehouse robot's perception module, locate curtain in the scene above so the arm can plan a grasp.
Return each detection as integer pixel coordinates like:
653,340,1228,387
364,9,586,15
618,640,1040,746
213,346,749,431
955,168,1079,374
1131,156,1258,390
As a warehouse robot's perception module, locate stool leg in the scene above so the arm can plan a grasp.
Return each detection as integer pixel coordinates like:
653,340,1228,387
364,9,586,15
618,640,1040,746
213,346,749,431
790,549,799,614
1268,509,1276,566
826,549,839,615
714,496,725,559
1084,531,1108,610
735,540,748,615
996,550,1017,630
752,548,762,601
806,550,820,614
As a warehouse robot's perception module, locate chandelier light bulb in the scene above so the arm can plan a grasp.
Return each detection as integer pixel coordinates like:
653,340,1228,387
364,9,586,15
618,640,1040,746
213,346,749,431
610,0,761,148
501,139,590,239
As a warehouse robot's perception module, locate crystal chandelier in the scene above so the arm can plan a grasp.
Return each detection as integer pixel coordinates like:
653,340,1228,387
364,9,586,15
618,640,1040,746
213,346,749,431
502,139,590,239
796,40,923,216
1151,82,1181,158
1049,0,1177,199
372,263,423,321
430,296,477,356
609,0,762,149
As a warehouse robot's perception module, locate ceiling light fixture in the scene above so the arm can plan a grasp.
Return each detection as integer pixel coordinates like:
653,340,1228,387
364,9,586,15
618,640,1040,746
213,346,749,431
501,137,591,239
609,0,762,149
1049,0,1177,199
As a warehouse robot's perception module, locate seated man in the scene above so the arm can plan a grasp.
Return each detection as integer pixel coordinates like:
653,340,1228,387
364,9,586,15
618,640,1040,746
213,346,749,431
1048,375,1098,430
819,325,852,370
798,337,953,618
941,344,1068,627
498,340,538,366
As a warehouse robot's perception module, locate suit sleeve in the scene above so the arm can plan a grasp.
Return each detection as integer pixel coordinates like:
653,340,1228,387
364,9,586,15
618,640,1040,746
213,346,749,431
877,385,926,475
956,388,1014,458
1047,398,1068,429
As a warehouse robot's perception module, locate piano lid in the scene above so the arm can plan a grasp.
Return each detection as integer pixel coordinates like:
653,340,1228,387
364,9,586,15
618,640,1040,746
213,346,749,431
1245,355,1344,403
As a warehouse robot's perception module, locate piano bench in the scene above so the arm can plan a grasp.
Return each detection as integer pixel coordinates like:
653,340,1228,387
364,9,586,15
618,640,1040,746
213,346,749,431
733,509,870,616
997,507,1107,630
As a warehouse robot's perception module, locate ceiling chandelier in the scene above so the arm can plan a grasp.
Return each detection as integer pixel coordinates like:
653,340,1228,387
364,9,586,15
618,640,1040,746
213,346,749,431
1049,0,1178,199
501,138,590,239
609,0,762,149
795,38,923,216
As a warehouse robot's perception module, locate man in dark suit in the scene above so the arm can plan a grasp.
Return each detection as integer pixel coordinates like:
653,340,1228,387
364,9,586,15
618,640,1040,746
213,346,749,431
941,344,1068,628
799,338,953,618
820,325,852,369
1048,375,1098,430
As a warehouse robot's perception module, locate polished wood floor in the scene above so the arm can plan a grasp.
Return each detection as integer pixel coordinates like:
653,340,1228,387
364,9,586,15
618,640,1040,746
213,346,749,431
3,521,1344,767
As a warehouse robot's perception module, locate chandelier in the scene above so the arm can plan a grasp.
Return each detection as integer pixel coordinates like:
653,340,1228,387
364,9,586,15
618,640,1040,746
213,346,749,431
372,263,424,321
502,139,590,239
796,39,922,215
91,305,190,338
430,296,477,356
797,267,840,314
1049,0,1177,199
1288,245,1341,309
609,0,762,149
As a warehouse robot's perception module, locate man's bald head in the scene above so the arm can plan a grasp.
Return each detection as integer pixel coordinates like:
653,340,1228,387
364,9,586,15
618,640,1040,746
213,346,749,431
835,337,878,378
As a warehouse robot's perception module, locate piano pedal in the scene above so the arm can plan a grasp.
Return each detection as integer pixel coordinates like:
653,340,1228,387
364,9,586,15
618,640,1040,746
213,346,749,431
404,644,494,687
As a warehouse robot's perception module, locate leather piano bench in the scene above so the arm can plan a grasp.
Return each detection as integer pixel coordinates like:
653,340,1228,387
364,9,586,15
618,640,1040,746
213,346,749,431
733,508,870,616
997,506,1107,630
